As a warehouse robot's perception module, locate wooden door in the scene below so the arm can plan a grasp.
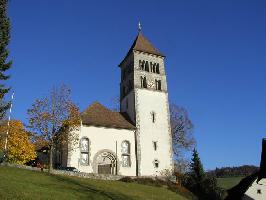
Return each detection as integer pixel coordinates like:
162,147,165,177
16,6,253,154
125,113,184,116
98,164,111,174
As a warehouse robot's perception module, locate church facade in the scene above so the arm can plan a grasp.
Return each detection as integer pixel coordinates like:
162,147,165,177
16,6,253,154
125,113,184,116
59,31,173,176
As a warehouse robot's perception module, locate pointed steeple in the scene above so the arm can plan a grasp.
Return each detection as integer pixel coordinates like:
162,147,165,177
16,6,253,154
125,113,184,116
130,32,164,57
119,31,164,67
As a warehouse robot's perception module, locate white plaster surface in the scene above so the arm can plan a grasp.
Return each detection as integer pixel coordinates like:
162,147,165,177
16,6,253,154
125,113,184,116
135,89,173,176
67,125,136,176
243,179,266,200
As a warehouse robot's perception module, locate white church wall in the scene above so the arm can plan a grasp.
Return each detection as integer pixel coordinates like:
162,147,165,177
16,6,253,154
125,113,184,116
243,179,266,200
135,88,173,176
121,90,135,123
67,125,136,176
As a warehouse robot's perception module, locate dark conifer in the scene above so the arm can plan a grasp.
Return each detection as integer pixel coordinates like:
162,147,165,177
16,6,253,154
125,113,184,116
0,0,11,119
190,148,205,183
189,148,205,198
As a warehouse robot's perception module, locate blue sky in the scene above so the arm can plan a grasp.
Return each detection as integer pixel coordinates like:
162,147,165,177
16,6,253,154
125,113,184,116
6,0,266,170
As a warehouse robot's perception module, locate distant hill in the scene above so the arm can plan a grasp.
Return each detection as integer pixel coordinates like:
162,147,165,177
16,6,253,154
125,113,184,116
207,165,259,178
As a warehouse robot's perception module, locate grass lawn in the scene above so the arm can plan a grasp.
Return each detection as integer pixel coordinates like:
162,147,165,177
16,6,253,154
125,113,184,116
217,176,244,190
0,166,188,200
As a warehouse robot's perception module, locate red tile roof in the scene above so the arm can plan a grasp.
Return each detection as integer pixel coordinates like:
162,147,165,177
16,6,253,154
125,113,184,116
81,102,135,130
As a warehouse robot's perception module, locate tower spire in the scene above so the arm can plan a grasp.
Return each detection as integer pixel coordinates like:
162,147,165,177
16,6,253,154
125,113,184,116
138,21,142,32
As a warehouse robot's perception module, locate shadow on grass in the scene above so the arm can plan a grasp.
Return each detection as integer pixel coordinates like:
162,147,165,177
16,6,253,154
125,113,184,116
52,174,134,200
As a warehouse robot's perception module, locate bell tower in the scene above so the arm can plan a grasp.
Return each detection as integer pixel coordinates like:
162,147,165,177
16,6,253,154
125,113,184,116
119,29,173,176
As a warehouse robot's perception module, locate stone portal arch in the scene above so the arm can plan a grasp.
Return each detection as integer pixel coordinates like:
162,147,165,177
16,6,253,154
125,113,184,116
92,150,118,175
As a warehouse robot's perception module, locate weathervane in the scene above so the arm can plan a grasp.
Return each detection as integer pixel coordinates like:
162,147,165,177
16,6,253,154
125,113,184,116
138,21,142,32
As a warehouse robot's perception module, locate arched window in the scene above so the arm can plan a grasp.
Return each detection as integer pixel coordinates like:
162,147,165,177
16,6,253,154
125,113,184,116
139,60,142,69
143,77,147,88
154,159,159,168
156,63,160,74
121,141,131,167
80,138,89,165
145,61,149,72
155,79,161,90
141,76,147,88
152,63,156,73
139,60,145,70
157,80,161,90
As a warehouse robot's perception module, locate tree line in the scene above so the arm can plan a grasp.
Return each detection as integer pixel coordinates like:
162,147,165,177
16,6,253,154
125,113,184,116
207,165,259,178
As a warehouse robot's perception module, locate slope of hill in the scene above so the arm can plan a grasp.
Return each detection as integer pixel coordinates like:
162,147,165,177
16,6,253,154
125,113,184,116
217,176,244,190
0,166,188,200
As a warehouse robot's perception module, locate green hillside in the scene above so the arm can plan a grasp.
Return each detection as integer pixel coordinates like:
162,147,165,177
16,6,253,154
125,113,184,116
217,176,244,190
0,166,188,200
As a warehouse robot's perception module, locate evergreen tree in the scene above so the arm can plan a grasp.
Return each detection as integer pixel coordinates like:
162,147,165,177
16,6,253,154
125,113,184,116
189,148,205,198
183,149,224,200
0,0,11,119
190,149,205,181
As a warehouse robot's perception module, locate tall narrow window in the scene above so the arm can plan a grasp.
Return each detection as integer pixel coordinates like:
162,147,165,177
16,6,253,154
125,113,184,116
145,61,149,72
153,141,158,151
150,62,154,72
157,80,161,90
80,138,89,165
151,112,156,123
121,141,131,167
142,60,145,70
139,60,145,70
154,159,159,168
139,60,142,69
153,63,156,73
156,63,160,74
143,77,147,88
155,80,162,90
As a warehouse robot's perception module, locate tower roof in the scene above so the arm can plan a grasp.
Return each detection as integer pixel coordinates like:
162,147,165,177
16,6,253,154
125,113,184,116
81,102,135,130
130,32,164,57
120,32,164,66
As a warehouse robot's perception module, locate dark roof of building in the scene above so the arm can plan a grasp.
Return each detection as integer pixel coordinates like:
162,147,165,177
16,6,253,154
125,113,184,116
225,138,266,200
258,138,266,182
225,172,259,200
81,102,135,130
119,32,164,67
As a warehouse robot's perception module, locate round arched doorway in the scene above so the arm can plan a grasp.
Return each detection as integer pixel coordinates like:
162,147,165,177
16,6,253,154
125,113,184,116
94,151,117,175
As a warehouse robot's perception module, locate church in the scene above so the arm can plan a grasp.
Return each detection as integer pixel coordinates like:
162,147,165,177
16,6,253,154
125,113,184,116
59,29,173,177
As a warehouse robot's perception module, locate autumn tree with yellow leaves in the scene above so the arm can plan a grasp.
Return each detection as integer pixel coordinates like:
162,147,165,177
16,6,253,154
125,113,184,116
27,85,80,171
0,120,36,164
